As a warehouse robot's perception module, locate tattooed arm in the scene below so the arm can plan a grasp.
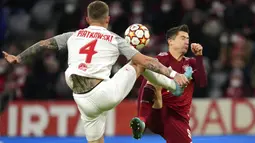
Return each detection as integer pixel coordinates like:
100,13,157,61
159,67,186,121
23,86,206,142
17,38,58,63
131,53,189,86
2,32,73,64
131,53,172,77
116,35,172,77
115,35,189,86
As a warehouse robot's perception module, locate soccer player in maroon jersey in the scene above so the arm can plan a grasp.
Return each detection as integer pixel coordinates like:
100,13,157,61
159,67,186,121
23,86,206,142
130,24,207,143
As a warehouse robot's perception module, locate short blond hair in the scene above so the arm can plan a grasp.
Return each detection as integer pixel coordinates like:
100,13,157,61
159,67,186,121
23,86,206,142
87,1,109,21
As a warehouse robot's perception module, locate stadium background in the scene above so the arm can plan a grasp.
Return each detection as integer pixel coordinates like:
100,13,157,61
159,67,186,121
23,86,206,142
0,0,255,143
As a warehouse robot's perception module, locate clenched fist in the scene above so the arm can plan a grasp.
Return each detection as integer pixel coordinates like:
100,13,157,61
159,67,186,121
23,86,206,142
191,43,203,56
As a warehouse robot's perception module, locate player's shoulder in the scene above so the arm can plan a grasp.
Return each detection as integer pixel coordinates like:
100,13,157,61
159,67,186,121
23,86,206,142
109,31,126,43
66,30,82,40
54,31,75,42
155,52,169,65
156,52,169,59
71,29,83,35
157,52,169,57
110,31,121,39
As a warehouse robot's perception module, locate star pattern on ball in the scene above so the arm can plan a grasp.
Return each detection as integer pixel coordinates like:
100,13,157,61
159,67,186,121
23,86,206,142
124,24,150,50
140,37,147,43
129,31,135,38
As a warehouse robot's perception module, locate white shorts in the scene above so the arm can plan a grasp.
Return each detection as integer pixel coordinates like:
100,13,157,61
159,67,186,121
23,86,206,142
73,64,136,141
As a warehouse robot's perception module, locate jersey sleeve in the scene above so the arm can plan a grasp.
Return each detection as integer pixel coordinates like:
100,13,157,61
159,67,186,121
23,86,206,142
54,32,74,50
115,36,140,60
189,56,207,87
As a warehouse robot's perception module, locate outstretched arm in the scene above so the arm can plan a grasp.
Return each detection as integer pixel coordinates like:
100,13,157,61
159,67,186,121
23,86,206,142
17,38,59,63
2,32,73,64
116,35,189,86
132,53,189,86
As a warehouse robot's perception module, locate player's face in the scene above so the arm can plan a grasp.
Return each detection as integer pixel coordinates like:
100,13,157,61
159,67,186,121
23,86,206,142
171,31,189,54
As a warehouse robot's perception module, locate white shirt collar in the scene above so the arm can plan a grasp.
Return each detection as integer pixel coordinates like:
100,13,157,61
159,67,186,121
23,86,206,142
88,25,107,30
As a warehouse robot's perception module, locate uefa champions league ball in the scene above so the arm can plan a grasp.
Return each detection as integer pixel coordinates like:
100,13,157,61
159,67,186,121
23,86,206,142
124,24,150,50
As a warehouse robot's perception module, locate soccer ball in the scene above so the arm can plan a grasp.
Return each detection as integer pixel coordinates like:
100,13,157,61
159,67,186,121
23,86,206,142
124,24,150,50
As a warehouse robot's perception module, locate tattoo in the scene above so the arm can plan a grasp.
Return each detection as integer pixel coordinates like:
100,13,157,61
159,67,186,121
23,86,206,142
143,58,171,78
17,38,59,62
71,74,102,94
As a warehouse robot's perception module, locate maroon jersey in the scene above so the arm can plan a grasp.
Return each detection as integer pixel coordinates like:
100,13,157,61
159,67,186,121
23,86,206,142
138,52,207,120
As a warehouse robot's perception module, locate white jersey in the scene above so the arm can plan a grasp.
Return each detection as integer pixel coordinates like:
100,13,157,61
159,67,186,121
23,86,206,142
52,26,139,141
53,26,139,87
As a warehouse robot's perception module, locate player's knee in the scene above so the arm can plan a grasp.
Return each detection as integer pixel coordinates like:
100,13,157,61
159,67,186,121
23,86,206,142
152,100,162,109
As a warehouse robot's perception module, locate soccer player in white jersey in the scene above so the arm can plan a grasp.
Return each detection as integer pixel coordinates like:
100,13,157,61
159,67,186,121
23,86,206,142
2,1,191,143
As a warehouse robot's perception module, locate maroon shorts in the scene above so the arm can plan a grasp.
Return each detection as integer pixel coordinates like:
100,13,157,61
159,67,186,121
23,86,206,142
146,106,192,143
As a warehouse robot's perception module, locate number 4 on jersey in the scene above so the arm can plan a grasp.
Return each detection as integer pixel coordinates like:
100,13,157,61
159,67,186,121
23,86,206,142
79,39,98,63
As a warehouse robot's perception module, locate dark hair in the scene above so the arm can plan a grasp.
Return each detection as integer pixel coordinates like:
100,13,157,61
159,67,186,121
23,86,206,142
166,24,189,40
87,1,109,20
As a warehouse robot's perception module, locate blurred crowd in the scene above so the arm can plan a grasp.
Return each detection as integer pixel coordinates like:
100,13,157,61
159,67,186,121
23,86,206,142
0,0,255,106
